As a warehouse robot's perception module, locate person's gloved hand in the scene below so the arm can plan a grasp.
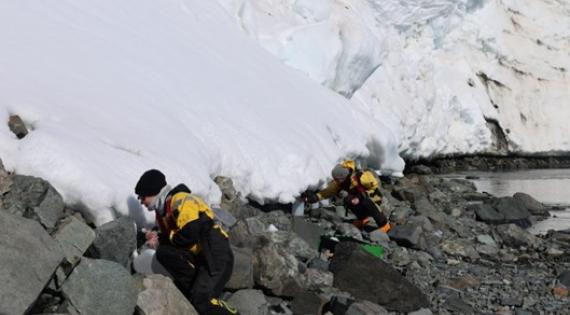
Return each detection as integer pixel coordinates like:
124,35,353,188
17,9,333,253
303,191,319,204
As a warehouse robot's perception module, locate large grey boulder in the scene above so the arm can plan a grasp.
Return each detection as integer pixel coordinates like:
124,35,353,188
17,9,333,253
226,246,254,290
496,224,541,249
330,241,429,313
87,217,137,267
62,258,137,315
227,289,269,315
513,192,547,216
471,204,505,225
136,274,198,315
2,175,65,230
491,197,532,228
0,211,64,315
302,267,334,291
54,216,96,266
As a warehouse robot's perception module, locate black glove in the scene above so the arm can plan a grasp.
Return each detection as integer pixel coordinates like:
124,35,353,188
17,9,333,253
303,190,319,204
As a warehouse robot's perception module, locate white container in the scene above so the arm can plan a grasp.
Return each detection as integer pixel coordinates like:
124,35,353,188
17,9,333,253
292,199,305,216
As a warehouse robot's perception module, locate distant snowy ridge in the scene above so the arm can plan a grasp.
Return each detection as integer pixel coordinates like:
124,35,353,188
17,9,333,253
218,0,570,158
0,0,403,225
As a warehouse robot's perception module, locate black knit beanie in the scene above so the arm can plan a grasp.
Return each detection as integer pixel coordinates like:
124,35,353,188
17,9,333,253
135,169,167,197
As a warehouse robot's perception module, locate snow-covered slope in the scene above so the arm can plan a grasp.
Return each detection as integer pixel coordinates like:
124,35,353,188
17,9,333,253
0,0,404,225
218,0,570,158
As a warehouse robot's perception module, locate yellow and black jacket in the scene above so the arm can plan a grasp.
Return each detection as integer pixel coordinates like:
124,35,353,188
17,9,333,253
316,160,382,204
156,184,229,274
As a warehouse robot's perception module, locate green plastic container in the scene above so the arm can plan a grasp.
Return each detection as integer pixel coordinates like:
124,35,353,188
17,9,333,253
362,244,384,259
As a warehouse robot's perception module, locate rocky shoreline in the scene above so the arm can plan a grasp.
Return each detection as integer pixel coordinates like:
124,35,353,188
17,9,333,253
1,160,569,315
405,155,570,174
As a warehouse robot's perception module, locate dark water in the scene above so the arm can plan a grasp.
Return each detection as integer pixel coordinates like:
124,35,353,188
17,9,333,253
443,169,570,234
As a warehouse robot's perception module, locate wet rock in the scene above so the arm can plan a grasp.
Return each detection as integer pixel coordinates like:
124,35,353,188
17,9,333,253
496,224,541,249
512,192,547,216
136,274,198,315
491,197,532,228
443,296,474,313
87,217,137,267
62,258,137,315
391,188,419,203
54,216,96,266
438,178,477,194
0,211,64,315
388,224,423,248
558,270,570,287
330,241,429,312
345,300,388,315
227,289,270,315
471,204,505,225
8,114,28,139
441,239,480,261
324,295,355,315
2,175,65,231
291,291,323,315
226,246,254,290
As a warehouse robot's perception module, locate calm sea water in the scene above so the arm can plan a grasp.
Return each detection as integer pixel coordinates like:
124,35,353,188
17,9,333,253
443,169,570,234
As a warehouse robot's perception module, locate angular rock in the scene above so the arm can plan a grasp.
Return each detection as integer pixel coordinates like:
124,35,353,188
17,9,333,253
0,159,11,197
136,274,198,315
441,239,480,261
291,291,323,315
8,114,28,139
513,192,547,216
0,211,64,315
491,197,532,228
292,216,325,250
335,222,363,240
330,241,429,312
448,274,480,290
368,229,390,244
557,270,570,287
253,234,303,297
471,203,505,225
496,224,541,249
226,246,254,290
227,289,269,315
2,175,65,230
62,258,137,315
408,215,434,232
476,244,499,257
54,216,96,266
302,267,334,291
476,234,498,247
443,297,474,313
88,217,137,267
388,224,423,248
389,206,413,225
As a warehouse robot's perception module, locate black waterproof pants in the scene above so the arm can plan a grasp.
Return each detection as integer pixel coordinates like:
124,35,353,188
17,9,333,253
190,232,235,315
155,243,196,297
345,195,388,228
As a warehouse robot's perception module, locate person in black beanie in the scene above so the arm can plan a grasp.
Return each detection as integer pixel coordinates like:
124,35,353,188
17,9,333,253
135,169,237,315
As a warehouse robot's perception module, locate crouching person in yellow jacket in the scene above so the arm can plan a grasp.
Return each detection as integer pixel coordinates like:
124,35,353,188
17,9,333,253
305,160,391,233
135,169,237,315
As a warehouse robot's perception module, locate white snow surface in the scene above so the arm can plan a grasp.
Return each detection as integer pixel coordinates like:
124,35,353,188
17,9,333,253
219,0,570,157
0,0,404,225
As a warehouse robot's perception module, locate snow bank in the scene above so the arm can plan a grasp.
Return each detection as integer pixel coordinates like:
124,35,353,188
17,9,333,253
0,0,404,225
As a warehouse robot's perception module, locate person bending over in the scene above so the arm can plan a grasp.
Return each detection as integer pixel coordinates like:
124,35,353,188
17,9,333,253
305,160,391,233
135,169,236,315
